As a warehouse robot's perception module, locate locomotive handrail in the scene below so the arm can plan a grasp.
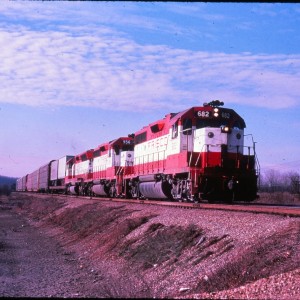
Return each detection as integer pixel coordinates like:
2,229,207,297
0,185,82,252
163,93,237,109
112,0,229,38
244,134,260,183
116,166,123,176
200,142,259,171
135,149,167,175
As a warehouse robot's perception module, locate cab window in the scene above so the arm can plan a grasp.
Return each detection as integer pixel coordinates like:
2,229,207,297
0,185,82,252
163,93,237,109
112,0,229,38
182,118,192,135
172,122,178,139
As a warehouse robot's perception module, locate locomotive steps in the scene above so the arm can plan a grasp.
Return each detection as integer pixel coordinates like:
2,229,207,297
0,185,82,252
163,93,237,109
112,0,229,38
1,192,300,298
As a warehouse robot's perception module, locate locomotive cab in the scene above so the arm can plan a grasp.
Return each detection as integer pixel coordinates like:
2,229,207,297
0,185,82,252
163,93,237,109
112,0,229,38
192,102,258,202
192,107,245,169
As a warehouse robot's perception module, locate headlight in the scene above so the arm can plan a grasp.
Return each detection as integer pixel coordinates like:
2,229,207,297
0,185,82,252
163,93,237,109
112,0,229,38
221,126,231,133
213,108,219,117
208,132,214,138
236,133,241,140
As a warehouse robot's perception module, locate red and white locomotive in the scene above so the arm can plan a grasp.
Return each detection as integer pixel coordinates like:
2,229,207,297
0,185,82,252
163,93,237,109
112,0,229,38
16,101,259,203
124,100,258,202
65,137,134,197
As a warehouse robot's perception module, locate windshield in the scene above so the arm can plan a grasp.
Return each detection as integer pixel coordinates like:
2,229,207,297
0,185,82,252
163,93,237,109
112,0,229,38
196,119,243,129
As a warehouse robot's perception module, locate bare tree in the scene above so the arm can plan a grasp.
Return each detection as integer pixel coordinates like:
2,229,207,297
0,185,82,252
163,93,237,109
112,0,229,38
260,169,300,193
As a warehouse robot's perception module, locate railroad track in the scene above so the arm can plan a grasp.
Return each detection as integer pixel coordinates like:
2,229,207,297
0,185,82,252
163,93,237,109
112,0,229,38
16,192,300,218
102,197,300,217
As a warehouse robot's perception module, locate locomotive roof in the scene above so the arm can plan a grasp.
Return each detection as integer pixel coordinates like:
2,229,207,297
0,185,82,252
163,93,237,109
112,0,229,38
95,136,134,151
134,105,246,135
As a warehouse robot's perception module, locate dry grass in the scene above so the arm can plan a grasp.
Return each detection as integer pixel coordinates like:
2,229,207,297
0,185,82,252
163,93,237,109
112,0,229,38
257,192,300,205
119,223,202,269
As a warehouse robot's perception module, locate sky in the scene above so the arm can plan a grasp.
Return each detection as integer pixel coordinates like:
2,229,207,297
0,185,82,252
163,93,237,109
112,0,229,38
0,1,300,178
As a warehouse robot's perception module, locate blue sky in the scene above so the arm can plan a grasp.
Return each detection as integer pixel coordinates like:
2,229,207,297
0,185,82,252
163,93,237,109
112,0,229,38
0,2,300,178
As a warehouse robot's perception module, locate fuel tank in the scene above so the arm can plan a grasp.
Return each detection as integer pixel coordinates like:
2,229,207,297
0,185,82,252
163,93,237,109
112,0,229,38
139,181,172,199
92,184,108,196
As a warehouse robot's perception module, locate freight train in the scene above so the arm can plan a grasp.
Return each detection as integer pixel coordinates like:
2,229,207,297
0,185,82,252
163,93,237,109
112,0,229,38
16,101,259,203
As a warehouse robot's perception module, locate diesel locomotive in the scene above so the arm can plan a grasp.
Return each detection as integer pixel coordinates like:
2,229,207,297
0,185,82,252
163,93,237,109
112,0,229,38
16,101,259,203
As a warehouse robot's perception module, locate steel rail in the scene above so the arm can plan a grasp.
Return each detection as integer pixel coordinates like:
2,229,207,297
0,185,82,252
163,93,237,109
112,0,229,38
14,192,300,217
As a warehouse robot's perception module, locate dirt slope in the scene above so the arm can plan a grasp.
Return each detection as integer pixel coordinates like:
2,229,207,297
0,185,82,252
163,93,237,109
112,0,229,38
1,193,300,298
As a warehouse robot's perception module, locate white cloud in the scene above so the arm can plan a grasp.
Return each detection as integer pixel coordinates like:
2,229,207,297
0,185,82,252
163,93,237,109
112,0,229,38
0,20,300,112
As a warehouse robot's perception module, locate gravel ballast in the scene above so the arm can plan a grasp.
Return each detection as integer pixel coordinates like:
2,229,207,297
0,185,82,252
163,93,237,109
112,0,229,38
1,193,300,298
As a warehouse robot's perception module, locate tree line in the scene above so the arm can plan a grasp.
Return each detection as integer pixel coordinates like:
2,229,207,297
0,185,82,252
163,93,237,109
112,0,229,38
259,169,300,194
